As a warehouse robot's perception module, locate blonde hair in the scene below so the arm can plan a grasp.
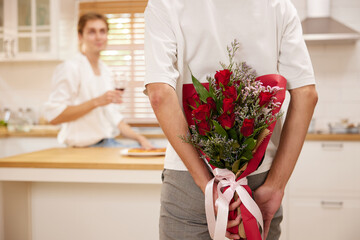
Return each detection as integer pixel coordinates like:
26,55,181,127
78,12,109,35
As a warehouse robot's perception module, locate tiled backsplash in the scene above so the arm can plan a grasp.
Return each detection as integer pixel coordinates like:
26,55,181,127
0,0,359,130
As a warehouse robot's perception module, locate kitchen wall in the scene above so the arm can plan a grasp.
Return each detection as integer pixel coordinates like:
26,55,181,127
295,0,360,130
0,0,78,121
0,0,359,129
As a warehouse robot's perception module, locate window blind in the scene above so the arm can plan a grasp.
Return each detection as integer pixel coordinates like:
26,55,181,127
79,1,157,124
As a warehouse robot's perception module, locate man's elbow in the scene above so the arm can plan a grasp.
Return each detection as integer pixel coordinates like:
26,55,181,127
147,83,172,110
307,86,318,107
291,85,318,107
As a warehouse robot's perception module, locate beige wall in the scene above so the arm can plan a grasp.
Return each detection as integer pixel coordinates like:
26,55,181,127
0,61,60,119
0,0,359,129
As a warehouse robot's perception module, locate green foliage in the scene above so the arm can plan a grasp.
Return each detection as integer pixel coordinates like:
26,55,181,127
212,120,227,138
0,120,7,127
228,128,238,142
191,74,212,103
244,137,256,150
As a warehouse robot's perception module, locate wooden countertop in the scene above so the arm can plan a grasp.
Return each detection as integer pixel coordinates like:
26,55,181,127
0,148,165,170
306,133,360,141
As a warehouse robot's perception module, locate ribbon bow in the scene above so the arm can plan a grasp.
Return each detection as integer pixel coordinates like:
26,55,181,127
205,168,264,240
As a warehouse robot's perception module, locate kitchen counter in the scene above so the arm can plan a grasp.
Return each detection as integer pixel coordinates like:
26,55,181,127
0,148,164,240
0,147,164,170
306,133,360,141
0,147,165,184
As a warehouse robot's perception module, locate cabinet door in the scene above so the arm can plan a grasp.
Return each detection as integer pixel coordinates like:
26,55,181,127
289,141,360,197
16,0,33,56
16,0,57,60
1,0,16,59
289,197,360,240
1,0,57,61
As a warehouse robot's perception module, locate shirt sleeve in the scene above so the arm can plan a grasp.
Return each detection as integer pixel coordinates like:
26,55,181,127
144,0,179,93
278,1,316,90
43,61,80,122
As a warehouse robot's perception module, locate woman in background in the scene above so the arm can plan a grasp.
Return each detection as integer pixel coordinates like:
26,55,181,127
44,12,153,148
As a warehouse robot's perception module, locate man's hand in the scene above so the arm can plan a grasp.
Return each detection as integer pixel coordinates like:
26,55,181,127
226,196,241,240
253,184,284,239
212,182,242,240
94,90,123,107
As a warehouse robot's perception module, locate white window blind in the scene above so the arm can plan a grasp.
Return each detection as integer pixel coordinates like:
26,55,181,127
79,1,157,124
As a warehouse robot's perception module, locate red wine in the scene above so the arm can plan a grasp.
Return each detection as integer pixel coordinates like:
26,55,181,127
115,88,125,91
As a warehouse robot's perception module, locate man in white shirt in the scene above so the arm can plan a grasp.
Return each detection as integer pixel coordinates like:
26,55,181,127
45,13,153,148
144,0,318,239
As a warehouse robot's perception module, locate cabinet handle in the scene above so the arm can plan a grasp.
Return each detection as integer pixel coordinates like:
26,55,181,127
321,201,343,208
321,143,343,150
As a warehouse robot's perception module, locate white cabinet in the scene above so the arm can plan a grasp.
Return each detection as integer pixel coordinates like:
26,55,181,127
0,0,58,61
287,141,360,240
288,197,360,239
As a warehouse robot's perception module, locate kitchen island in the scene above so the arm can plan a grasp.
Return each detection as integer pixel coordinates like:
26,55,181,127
0,148,164,240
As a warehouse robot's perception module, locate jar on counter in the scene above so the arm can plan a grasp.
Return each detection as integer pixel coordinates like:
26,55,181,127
7,108,32,132
25,108,37,125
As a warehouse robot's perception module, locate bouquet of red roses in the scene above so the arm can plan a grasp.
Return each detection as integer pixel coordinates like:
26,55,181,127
182,40,286,240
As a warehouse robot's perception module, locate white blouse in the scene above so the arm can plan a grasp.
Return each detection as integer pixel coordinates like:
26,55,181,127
44,53,123,147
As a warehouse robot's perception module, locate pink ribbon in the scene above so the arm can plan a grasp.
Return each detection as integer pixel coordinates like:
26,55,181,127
205,168,264,240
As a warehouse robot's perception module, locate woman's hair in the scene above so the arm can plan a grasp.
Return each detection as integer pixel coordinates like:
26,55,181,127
78,12,109,35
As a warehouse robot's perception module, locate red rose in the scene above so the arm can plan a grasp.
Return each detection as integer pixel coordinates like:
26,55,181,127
223,98,235,114
241,118,255,137
206,97,216,111
187,93,201,108
197,120,211,136
215,69,232,87
218,113,235,130
259,92,273,107
223,86,238,101
192,104,211,122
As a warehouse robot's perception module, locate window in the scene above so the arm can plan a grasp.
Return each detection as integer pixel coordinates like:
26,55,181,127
79,1,156,124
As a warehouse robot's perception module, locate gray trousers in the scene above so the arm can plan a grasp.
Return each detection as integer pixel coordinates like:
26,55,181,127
159,169,283,240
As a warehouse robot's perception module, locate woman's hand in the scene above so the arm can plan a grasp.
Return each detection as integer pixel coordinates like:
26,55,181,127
138,135,154,150
94,90,123,107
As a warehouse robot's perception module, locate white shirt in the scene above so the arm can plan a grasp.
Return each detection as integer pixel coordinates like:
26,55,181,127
44,53,123,147
144,0,316,174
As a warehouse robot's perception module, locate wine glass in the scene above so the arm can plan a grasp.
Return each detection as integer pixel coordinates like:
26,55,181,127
113,73,129,92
